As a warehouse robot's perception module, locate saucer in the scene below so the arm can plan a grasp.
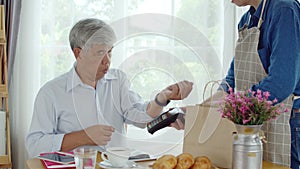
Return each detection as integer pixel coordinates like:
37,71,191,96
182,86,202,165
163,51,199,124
99,161,138,168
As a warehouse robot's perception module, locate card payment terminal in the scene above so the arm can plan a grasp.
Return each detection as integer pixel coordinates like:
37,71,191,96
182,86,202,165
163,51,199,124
147,107,185,134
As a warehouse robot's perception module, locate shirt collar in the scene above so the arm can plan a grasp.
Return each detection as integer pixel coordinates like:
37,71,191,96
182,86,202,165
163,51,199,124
246,1,264,28
66,62,117,92
249,1,264,20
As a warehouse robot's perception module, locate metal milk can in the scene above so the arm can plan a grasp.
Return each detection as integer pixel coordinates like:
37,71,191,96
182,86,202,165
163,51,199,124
232,124,263,169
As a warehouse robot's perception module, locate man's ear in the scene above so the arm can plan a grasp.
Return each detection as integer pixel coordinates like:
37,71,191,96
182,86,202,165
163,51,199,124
73,47,81,59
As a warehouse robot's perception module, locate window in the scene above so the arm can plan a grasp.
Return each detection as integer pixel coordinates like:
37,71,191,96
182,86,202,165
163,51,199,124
41,0,234,143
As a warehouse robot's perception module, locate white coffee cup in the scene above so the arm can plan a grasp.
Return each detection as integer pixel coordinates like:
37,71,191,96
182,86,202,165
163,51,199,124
101,147,132,167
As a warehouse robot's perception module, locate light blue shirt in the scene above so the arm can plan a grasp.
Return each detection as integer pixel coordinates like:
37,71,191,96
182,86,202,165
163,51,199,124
26,65,154,157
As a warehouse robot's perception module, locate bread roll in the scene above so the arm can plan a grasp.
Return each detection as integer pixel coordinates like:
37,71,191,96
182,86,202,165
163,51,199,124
175,153,194,169
190,156,211,169
152,155,177,169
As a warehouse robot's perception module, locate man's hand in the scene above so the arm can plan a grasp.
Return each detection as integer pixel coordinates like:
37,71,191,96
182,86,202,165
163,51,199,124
85,125,115,146
158,80,193,103
61,124,115,152
147,81,192,118
167,80,193,100
170,107,186,130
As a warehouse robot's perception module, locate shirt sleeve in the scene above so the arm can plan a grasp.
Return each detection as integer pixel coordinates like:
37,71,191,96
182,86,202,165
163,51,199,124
251,7,300,102
220,59,235,92
25,88,65,158
117,71,154,128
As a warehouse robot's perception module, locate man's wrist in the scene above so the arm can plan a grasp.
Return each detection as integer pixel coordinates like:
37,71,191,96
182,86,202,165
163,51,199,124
155,93,170,107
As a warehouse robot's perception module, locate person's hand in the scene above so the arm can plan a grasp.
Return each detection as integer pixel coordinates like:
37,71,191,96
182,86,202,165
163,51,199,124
161,80,193,101
170,118,185,130
85,125,115,146
170,107,186,130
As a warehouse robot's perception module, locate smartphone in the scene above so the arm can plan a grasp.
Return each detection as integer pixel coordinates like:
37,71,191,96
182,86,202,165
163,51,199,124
147,107,185,134
37,152,74,164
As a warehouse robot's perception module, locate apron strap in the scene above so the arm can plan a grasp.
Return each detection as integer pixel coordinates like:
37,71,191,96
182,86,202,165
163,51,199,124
294,95,300,101
258,0,267,29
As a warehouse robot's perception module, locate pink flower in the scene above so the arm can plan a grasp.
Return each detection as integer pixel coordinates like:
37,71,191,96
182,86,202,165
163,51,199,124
263,91,270,99
267,100,273,106
243,118,251,124
218,89,288,125
257,89,262,95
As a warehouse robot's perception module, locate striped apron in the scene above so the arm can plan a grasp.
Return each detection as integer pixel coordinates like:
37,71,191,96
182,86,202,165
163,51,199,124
234,0,293,166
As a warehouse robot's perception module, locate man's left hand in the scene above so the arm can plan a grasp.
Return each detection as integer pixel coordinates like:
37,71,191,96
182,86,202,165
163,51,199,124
163,80,193,100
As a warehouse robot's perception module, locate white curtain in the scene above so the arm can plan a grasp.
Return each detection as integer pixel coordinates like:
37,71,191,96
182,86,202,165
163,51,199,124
9,0,247,168
9,0,41,168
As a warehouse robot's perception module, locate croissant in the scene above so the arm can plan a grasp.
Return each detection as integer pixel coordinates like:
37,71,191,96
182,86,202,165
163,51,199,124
152,155,177,169
175,153,194,169
190,156,211,169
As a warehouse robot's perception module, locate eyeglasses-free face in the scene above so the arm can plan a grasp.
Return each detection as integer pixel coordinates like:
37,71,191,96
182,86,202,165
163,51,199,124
75,44,114,81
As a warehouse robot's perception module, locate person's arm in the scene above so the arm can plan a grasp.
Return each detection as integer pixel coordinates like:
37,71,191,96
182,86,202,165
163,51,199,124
146,80,194,118
60,130,90,151
219,59,235,92
25,88,115,157
251,7,300,102
61,125,114,152
25,89,65,157
117,70,193,127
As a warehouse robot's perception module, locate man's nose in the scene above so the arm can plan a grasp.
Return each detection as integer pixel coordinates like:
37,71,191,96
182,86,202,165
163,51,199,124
101,53,111,65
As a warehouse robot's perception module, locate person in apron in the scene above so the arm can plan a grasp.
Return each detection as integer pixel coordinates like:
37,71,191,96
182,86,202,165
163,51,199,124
219,0,300,168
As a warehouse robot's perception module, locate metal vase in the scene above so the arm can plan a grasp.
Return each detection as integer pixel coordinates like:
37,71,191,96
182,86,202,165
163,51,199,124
232,124,263,169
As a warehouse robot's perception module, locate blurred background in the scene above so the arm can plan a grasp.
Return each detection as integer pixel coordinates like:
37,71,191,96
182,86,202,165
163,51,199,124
9,0,248,168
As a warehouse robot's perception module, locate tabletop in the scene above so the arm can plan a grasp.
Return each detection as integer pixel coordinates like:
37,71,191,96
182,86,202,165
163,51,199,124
26,157,291,169
26,141,291,169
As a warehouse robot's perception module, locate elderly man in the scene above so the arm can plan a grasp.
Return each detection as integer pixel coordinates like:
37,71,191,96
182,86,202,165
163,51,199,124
26,18,193,157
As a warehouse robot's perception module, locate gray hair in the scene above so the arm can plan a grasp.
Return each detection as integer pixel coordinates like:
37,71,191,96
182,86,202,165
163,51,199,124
69,18,116,50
